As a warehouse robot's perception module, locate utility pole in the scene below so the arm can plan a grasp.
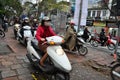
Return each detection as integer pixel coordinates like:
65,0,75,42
77,0,83,33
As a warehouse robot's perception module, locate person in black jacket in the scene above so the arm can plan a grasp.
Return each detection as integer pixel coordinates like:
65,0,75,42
20,17,31,39
99,28,108,46
82,26,90,42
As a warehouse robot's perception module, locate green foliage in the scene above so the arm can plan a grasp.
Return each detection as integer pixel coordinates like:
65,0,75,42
0,0,22,17
38,0,70,13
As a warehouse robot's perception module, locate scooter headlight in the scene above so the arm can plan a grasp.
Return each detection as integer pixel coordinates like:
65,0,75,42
49,41,55,45
56,49,64,55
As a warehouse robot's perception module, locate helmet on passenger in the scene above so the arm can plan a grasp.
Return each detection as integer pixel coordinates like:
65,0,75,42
24,17,29,23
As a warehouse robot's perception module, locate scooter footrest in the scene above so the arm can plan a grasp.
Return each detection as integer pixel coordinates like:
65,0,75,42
38,63,54,73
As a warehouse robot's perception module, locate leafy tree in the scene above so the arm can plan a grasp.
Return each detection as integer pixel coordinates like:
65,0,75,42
38,0,70,14
0,0,23,17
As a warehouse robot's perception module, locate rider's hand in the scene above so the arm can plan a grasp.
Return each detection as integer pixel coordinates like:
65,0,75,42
40,38,45,42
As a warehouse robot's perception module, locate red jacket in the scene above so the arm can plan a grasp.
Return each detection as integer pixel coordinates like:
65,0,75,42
36,25,56,42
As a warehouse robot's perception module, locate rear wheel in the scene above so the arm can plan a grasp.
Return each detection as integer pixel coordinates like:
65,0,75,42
107,43,115,51
111,64,120,80
91,40,98,47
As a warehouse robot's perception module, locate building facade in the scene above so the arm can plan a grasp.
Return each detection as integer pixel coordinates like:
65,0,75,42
87,0,119,37
87,0,112,22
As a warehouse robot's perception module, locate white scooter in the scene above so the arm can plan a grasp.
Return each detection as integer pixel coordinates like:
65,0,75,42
26,36,72,80
17,25,33,46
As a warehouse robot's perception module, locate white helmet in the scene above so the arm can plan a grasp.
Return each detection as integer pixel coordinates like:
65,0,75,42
24,17,29,22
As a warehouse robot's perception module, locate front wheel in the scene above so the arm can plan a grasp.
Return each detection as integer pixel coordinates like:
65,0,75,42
77,45,88,56
107,43,115,51
50,72,70,80
111,64,120,80
90,40,98,47
0,29,5,38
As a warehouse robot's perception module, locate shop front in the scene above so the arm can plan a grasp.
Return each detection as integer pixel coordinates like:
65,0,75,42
93,21,106,33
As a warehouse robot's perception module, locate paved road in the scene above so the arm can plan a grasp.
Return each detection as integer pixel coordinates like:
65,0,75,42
0,27,113,80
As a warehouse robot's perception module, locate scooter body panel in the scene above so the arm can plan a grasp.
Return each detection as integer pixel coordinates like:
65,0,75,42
27,40,41,59
47,46,72,72
17,25,33,44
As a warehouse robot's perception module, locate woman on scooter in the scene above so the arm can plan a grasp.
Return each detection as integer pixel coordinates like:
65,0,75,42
64,21,77,51
35,16,56,67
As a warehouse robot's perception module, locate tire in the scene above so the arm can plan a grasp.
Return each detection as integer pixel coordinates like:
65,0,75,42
14,29,17,39
111,63,120,80
89,39,94,45
26,53,33,63
0,29,5,38
50,72,70,80
78,46,88,56
91,40,98,47
107,43,115,51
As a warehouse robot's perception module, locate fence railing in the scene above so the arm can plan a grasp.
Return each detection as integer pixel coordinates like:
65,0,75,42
50,10,68,34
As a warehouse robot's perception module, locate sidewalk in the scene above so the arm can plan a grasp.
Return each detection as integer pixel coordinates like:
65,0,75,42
0,28,33,80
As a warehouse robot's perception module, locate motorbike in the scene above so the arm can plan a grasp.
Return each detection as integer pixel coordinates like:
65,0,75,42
90,36,116,51
13,24,20,39
76,36,88,56
26,36,72,80
62,35,88,56
17,25,33,46
110,51,120,80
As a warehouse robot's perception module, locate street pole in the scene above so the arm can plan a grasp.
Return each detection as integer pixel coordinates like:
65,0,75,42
77,0,83,33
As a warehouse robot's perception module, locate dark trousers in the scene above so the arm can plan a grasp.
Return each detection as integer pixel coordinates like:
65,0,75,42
100,37,108,46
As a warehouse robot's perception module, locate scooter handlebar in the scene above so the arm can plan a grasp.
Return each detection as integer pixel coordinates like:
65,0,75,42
41,41,47,45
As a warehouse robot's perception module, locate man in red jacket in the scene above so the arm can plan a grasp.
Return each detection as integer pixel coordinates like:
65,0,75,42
36,16,56,66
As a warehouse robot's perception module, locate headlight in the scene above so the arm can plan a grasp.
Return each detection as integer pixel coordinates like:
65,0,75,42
56,49,64,55
49,41,55,45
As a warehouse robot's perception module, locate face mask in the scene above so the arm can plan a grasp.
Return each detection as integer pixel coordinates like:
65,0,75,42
44,21,51,26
